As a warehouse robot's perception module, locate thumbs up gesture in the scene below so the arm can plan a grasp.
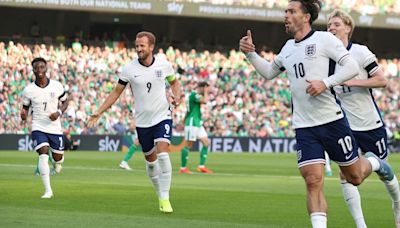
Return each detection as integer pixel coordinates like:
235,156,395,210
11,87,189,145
239,30,256,54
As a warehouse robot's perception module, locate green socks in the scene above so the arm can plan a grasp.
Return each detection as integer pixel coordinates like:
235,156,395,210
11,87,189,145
181,147,190,168
199,146,208,166
124,144,136,162
181,146,209,167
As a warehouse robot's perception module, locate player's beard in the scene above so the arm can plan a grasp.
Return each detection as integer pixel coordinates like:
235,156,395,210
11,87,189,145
285,24,296,36
138,51,150,61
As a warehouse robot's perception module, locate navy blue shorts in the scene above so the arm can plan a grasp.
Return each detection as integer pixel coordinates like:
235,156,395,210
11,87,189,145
136,119,172,154
353,126,387,159
32,130,64,154
295,118,359,167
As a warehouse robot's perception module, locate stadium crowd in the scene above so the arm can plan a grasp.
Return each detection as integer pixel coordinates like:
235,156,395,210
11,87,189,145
0,41,399,141
162,0,400,15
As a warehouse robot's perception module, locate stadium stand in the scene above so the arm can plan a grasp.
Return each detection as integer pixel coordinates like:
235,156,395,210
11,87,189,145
0,41,399,141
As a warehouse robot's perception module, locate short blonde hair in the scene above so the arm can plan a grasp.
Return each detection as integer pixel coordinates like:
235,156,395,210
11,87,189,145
136,31,156,46
328,9,355,39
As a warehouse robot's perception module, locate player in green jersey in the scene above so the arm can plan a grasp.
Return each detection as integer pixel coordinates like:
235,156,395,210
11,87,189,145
179,81,213,174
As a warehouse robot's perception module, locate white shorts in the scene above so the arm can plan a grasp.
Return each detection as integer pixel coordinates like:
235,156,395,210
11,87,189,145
184,125,207,141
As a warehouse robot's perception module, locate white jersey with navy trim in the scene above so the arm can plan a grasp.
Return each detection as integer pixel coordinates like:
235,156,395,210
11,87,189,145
273,31,350,129
119,57,174,128
333,43,383,131
22,79,67,134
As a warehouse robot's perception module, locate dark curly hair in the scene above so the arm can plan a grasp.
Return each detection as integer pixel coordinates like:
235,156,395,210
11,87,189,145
290,0,322,25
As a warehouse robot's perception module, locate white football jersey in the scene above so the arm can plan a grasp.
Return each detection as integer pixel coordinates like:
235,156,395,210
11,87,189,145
22,80,67,134
119,57,174,128
333,43,383,131
273,31,350,129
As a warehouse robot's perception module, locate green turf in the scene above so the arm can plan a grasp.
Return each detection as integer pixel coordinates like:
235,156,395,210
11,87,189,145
0,151,398,227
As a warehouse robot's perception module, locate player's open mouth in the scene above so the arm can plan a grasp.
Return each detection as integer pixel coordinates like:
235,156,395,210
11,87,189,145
284,21,290,27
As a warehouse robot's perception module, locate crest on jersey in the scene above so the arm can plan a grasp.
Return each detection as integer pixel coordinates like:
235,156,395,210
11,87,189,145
50,92,55,98
155,70,162,78
297,150,302,161
305,44,316,57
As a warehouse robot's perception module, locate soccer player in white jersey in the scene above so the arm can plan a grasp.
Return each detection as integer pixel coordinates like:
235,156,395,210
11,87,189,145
239,1,394,227
327,9,400,228
88,31,182,213
20,57,69,199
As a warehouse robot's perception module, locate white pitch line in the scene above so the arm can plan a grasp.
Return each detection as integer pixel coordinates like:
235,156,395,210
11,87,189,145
0,163,383,183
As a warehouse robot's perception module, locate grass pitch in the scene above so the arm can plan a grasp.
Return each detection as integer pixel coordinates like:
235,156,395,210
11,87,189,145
0,151,398,228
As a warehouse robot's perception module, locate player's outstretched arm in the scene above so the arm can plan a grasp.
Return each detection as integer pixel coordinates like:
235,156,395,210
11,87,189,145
343,67,387,88
87,83,125,127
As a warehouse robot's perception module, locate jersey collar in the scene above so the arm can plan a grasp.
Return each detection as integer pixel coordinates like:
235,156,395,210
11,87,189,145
34,78,50,88
346,42,353,51
295,29,315,43
138,56,155,67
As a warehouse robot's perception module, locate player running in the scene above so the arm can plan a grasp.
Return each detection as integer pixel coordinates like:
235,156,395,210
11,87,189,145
21,57,69,198
327,9,400,228
88,31,182,213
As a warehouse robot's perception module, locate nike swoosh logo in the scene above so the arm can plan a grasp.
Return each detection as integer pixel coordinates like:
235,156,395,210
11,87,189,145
345,152,353,160
164,134,170,138
285,54,292,58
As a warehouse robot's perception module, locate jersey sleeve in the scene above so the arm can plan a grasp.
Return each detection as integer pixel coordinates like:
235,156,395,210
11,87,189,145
359,45,379,75
273,54,286,72
272,41,290,72
22,87,31,107
58,82,68,102
322,32,350,64
164,61,175,77
118,65,130,84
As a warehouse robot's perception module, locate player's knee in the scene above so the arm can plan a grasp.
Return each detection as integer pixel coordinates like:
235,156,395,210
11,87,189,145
37,146,49,155
186,141,194,148
303,173,323,189
200,138,209,147
341,168,364,186
345,175,363,186
52,153,63,162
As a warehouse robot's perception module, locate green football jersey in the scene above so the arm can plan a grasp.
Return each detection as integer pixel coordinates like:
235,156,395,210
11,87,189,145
185,91,202,127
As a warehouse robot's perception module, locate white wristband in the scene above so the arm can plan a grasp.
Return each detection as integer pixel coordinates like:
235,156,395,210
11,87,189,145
57,109,63,115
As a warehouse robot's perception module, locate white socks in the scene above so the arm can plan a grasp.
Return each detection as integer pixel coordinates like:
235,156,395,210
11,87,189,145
366,156,380,172
157,152,172,200
145,153,172,200
341,181,367,228
146,159,160,197
38,154,52,194
310,212,327,228
383,175,400,223
385,175,400,202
